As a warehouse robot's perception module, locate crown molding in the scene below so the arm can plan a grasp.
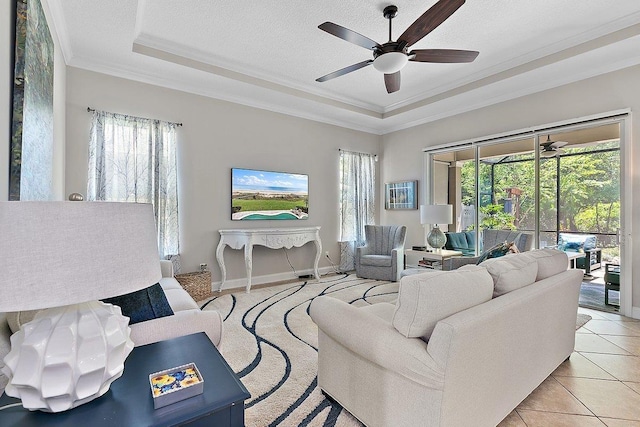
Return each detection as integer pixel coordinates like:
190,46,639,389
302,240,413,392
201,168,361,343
67,57,386,135
384,20,640,114
132,33,384,115
41,0,73,64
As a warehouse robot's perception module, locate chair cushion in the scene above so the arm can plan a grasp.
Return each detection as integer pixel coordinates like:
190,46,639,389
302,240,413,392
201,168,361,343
479,253,538,298
558,233,597,252
102,283,174,325
392,265,494,341
360,254,392,267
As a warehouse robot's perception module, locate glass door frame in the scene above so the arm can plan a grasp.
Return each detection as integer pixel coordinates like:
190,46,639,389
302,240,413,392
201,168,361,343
424,112,631,317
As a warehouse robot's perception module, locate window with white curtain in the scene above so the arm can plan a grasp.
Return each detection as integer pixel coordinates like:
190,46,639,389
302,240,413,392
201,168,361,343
339,150,376,271
87,110,180,265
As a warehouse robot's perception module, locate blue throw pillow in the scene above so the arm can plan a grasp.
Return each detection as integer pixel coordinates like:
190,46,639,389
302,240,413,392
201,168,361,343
102,283,174,324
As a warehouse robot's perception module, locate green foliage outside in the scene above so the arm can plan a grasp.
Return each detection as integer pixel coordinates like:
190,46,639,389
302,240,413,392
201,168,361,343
232,198,308,212
475,204,516,230
459,141,620,249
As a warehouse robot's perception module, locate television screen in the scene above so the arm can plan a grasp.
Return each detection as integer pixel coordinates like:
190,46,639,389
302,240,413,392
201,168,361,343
231,168,309,220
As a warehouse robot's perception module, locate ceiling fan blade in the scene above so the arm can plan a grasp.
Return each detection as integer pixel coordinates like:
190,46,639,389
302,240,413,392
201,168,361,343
550,141,568,149
398,0,465,47
384,72,401,93
410,49,479,63
318,22,381,51
316,60,373,82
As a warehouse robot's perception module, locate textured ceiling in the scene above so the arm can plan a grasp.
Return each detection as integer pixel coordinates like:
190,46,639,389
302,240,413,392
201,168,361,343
46,0,640,134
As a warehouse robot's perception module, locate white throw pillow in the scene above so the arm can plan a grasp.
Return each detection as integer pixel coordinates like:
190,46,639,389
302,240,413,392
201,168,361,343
520,248,568,281
392,265,494,341
480,253,538,297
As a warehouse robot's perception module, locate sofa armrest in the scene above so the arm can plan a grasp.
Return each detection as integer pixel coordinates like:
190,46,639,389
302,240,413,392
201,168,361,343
130,310,223,348
310,296,444,388
160,259,174,278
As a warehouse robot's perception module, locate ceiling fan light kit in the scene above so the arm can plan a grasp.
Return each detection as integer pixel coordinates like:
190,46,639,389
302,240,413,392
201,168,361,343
316,0,478,93
373,51,408,74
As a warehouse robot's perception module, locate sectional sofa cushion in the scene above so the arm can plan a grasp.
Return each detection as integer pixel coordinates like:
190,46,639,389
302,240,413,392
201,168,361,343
444,231,476,256
392,265,494,341
520,248,569,281
480,253,538,297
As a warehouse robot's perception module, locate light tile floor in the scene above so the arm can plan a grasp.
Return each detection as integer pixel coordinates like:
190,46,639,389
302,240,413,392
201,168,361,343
498,307,640,427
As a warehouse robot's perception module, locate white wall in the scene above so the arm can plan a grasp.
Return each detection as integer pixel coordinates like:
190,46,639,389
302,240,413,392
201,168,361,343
0,1,66,201
381,64,640,307
65,67,381,286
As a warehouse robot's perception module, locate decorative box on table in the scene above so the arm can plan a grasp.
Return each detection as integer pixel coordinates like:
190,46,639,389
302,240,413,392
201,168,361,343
174,271,212,301
150,362,204,409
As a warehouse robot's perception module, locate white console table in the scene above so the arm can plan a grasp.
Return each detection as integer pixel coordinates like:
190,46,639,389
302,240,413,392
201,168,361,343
216,227,322,293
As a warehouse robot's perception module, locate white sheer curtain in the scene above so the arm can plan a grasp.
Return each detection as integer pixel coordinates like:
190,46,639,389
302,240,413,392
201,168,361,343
87,110,180,268
339,150,376,271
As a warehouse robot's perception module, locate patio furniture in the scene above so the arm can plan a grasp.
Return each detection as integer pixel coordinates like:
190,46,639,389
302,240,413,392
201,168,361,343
558,233,602,274
442,230,533,270
604,263,620,306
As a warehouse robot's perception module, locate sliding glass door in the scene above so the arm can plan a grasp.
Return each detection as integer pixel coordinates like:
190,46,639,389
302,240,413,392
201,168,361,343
425,117,625,313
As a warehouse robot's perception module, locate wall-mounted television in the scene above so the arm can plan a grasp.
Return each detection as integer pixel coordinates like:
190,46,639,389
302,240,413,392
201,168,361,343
231,168,309,220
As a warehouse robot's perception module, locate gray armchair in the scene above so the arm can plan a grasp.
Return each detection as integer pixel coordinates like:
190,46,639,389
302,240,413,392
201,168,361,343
355,225,407,282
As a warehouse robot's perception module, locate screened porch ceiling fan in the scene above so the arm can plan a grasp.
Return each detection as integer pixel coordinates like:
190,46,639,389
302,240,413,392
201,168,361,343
540,135,568,158
315,0,479,94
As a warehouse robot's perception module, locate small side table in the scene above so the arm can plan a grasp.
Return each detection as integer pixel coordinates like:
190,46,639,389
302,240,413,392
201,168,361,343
405,249,463,269
0,333,250,427
175,271,212,301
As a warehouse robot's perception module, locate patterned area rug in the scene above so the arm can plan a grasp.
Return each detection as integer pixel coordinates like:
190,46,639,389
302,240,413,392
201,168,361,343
200,274,589,427
201,274,396,426
580,282,619,312
576,313,592,330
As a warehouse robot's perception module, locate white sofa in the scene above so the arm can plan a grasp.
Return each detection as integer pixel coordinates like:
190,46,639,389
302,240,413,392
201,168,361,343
310,249,582,427
0,260,222,394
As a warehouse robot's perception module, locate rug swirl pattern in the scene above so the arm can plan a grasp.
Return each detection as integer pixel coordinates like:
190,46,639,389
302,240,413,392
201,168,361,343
200,274,397,427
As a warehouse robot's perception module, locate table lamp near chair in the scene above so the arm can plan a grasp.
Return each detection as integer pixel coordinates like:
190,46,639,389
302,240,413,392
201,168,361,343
420,204,453,251
0,201,161,413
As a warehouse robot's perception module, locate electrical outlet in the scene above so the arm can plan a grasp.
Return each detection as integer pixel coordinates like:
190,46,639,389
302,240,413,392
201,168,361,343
325,251,330,257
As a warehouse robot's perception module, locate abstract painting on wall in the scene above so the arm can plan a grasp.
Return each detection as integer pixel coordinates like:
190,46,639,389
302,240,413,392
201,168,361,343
10,0,54,200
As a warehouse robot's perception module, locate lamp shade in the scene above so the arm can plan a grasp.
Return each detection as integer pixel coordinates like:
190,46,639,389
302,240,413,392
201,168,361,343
420,204,453,225
0,201,162,312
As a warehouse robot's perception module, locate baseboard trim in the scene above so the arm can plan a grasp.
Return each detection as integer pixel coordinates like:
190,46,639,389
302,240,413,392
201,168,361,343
631,306,640,320
212,266,336,292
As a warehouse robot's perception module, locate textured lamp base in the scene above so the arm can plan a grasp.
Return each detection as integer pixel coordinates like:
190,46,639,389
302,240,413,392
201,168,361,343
427,226,447,250
1,301,133,412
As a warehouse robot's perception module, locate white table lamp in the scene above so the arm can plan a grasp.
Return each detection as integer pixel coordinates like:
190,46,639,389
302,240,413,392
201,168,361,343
420,204,453,251
0,202,161,412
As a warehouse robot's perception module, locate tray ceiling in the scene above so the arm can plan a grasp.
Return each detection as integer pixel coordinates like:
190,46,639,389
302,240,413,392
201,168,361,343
46,0,640,134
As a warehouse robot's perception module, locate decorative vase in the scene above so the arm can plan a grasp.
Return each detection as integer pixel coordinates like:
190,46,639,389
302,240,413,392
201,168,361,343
427,225,447,250
2,301,133,412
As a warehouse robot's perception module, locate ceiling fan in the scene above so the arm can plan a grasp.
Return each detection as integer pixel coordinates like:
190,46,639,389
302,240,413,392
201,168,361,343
315,0,479,94
540,135,568,158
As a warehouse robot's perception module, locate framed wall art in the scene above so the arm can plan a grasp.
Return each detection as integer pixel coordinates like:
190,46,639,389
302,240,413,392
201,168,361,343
10,0,54,200
385,180,418,210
